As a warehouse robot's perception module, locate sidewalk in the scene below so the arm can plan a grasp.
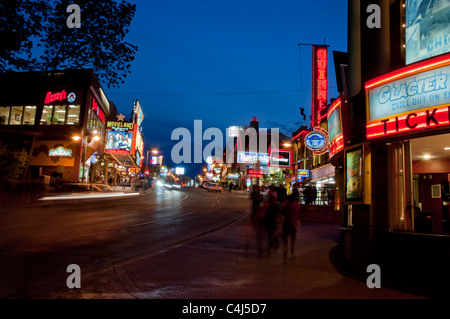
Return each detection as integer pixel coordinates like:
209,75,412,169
32,218,426,299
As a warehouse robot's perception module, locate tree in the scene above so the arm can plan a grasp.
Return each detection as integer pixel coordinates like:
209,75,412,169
0,140,28,180
1,0,138,180
0,0,138,88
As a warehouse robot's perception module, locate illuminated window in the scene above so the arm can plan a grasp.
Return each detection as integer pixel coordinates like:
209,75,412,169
23,106,36,125
10,106,24,125
67,105,80,125
54,105,67,125
0,107,10,125
41,105,54,125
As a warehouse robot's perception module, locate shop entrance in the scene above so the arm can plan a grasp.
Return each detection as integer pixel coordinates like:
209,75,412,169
408,133,450,233
387,133,450,233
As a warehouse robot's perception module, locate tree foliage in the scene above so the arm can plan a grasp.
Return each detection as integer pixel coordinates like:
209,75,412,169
0,0,138,88
0,140,28,180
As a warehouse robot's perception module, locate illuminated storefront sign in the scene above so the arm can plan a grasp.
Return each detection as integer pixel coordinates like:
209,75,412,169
237,151,269,165
298,169,310,178
175,167,185,175
305,127,329,155
247,169,263,177
311,45,328,127
406,0,450,65
105,121,136,154
44,89,78,104
366,53,450,139
92,98,105,123
134,100,144,126
48,146,72,157
345,146,363,203
269,150,292,168
327,98,344,158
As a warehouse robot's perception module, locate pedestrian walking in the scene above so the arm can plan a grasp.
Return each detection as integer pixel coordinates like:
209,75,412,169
264,186,280,254
250,185,265,257
281,194,300,259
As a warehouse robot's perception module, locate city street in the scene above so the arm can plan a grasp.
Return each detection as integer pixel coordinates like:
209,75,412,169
0,186,426,300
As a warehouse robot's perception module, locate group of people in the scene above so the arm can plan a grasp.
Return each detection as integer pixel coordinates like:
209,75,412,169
250,184,300,259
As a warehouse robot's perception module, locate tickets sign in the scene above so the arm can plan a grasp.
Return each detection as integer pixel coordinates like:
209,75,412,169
366,53,450,139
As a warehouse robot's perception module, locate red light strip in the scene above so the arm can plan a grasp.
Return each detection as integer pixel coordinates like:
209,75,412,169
327,98,341,118
367,105,450,139
365,53,450,90
291,130,308,141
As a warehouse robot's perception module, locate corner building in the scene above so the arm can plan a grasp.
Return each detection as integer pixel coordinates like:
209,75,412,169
343,0,450,292
0,69,117,183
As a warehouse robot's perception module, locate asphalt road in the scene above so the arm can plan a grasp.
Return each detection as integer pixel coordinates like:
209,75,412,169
0,186,250,298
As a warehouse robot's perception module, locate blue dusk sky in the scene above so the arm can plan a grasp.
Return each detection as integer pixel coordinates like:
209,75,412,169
104,0,348,177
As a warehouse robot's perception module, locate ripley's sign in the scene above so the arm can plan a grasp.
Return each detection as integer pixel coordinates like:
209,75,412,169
366,53,450,139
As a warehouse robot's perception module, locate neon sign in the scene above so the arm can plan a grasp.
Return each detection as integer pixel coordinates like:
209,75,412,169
366,53,450,139
367,106,450,138
269,150,292,168
305,127,329,155
44,90,67,104
48,146,72,157
247,169,263,177
312,45,328,127
92,98,105,123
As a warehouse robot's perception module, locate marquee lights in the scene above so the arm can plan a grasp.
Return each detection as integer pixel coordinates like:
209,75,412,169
367,105,450,138
312,45,328,127
366,53,450,139
365,54,450,90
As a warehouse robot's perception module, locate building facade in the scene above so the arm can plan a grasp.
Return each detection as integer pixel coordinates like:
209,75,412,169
340,0,450,288
0,69,141,185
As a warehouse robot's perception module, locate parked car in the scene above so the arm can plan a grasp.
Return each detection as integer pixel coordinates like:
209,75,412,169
205,182,222,193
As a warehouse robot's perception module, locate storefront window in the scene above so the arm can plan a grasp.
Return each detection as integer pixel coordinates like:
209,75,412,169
54,105,66,124
41,105,54,125
67,105,80,125
10,106,24,125
87,108,105,141
23,106,36,125
0,107,10,125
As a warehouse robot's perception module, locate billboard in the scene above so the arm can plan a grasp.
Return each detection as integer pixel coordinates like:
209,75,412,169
134,99,144,126
311,45,328,127
365,53,450,139
327,98,344,158
345,146,363,203
269,150,292,168
105,121,136,154
406,0,450,65
237,151,269,165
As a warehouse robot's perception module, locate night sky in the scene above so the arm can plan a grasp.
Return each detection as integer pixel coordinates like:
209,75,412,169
104,0,348,178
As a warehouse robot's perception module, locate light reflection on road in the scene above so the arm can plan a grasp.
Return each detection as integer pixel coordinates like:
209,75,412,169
38,192,140,201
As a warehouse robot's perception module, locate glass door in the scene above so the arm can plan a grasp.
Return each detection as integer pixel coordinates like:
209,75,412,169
387,141,414,231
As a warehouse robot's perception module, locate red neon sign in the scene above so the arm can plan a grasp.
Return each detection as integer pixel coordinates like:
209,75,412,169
92,98,105,123
366,53,450,140
367,106,450,139
365,53,450,90
329,134,344,157
312,45,328,127
248,169,263,176
44,90,67,104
